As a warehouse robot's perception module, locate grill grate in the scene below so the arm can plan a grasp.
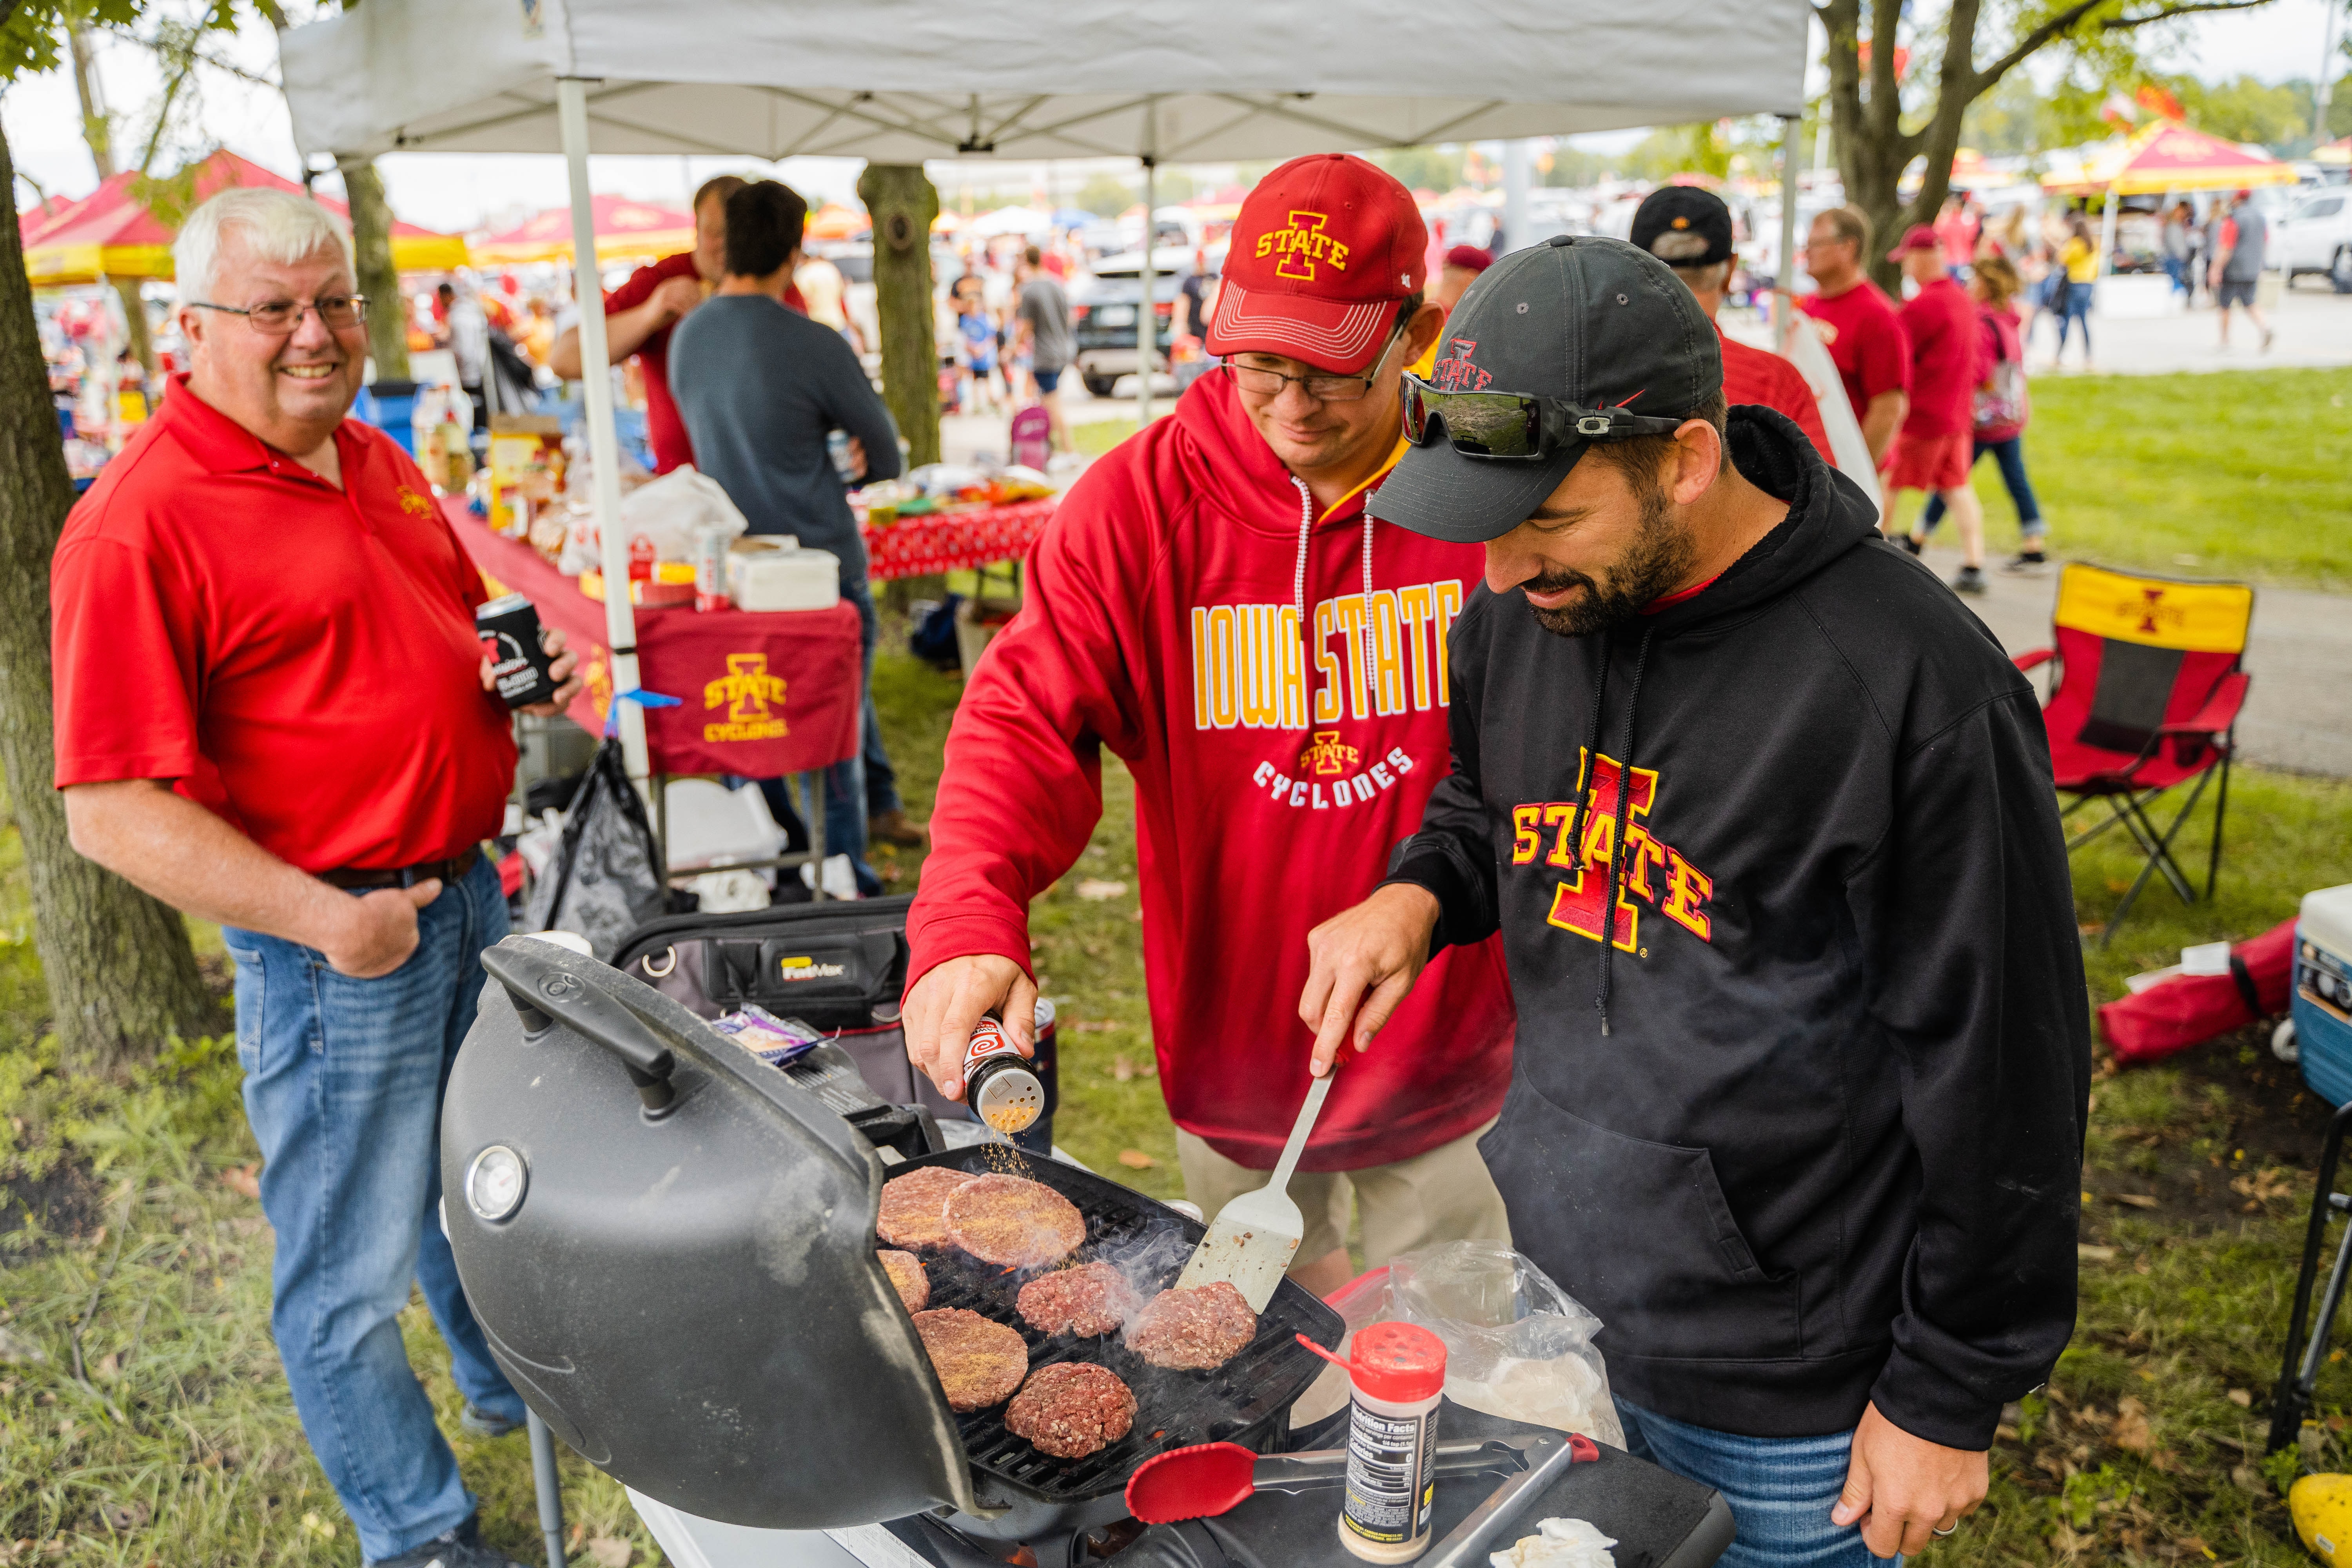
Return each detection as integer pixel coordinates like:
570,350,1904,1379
885,1147,1343,1506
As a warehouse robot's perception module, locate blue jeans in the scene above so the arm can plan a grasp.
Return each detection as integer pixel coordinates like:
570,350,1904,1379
756,575,890,897
225,856,524,1562
2054,286,2092,360
1918,435,2043,543
1617,1399,1886,1567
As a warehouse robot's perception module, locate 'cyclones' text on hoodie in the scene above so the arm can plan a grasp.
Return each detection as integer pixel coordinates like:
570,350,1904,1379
908,370,1514,1171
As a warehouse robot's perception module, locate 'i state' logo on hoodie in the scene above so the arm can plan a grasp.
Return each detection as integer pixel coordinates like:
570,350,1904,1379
1187,577,1465,812
1510,749,1715,953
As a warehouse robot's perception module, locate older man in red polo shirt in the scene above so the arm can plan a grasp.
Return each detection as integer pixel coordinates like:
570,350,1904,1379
1882,224,1989,595
51,188,577,1568
1799,206,1910,467
548,174,805,474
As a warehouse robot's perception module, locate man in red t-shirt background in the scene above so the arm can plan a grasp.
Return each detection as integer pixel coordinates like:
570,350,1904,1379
51,189,578,1568
1629,187,1830,461
1799,207,1910,467
1882,225,1990,595
548,173,806,475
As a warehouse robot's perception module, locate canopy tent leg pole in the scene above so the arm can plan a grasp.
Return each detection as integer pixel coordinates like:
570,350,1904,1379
556,76,653,806
1502,138,1530,256
2098,187,2119,281
1137,96,1157,426
1776,114,1801,354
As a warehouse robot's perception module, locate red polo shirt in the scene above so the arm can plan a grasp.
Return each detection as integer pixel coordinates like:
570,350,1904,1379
1719,325,1831,460
605,252,808,474
1798,278,1911,425
51,376,517,873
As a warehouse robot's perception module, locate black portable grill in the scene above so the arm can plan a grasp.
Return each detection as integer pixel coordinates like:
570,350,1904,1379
879,1149,1341,1522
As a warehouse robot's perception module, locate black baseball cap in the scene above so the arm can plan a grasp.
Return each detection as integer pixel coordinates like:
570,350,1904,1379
1369,235,1722,544
1628,185,1736,269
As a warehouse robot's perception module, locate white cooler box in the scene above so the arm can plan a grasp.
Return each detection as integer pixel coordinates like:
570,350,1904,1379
2295,885,2352,1108
730,538,840,612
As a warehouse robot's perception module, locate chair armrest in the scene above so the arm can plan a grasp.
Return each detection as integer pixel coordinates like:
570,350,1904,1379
2013,647,2055,673
2160,671,2251,739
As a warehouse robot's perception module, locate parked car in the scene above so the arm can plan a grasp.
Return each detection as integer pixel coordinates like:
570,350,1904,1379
1067,246,1198,398
2278,188,2352,293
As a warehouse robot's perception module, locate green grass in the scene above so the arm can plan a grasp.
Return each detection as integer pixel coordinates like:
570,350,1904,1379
1884,367,2352,593
4,639,2352,1562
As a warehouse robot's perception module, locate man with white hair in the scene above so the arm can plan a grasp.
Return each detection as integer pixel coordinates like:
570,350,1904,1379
49,187,577,1568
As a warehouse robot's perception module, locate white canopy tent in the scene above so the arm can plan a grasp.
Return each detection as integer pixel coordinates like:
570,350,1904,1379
278,0,1809,797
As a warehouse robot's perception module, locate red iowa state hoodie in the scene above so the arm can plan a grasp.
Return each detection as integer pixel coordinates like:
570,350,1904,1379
907,370,1514,1171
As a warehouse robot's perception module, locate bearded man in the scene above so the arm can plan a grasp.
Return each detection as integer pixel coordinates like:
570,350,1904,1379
1298,236,2089,1566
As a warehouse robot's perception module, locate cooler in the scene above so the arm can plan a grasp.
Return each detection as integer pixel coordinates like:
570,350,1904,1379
2294,886,2352,1107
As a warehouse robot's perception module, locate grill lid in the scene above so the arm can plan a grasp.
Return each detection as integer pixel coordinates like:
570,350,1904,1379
441,938,978,1528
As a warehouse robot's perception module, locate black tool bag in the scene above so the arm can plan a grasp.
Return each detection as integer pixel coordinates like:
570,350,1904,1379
608,897,1056,1140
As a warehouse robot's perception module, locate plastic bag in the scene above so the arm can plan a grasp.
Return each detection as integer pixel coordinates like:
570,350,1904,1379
1490,1517,1618,1568
523,739,667,959
1388,1242,1624,1447
615,464,749,562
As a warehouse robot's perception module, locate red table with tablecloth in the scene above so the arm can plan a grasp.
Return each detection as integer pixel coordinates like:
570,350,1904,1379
446,500,861,778
861,496,1056,580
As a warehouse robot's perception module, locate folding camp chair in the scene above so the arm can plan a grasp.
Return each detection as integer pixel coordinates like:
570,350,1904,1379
2013,562,2254,948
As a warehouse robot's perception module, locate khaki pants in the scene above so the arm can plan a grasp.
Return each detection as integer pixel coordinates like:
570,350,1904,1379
1174,1120,1510,1274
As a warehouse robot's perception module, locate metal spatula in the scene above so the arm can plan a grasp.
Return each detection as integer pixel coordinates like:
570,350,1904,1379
1173,1069,1334,1311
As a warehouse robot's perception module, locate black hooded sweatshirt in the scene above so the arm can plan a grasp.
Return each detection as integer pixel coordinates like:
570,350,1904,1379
1388,408,2089,1449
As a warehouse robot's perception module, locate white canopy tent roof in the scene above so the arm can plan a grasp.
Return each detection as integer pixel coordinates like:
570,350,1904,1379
277,0,1809,811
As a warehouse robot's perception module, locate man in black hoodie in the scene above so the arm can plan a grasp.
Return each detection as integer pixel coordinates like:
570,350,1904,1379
1301,236,2089,1563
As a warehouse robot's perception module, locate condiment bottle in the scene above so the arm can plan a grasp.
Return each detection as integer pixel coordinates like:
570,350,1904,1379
962,1013,1044,1136
1334,1323,1448,1562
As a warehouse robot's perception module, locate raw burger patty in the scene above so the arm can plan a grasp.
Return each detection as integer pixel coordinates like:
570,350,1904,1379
1125,1282,1257,1371
911,1308,1030,1412
942,1174,1086,1269
1005,1362,1138,1459
878,1249,929,1313
1016,1261,1137,1337
877,1165,978,1249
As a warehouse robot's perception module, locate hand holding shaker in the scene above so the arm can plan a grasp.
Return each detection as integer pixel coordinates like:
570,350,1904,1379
476,593,559,709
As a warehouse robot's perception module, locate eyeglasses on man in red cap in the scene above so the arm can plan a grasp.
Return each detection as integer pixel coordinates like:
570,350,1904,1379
1206,152,1427,379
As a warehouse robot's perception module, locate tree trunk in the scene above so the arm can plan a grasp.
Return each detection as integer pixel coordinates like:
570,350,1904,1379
0,122,214,1074
857,163,940,469
338,156,410,382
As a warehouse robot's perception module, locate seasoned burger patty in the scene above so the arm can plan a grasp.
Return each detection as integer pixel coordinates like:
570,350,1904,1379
1125,1282,1258,1371
877,1165,978,1249
1005,1362,1138,1459
878,1249,929,1313
1016,1261,1138,1337
942,1174,1086,1269
911,1308,1030,1412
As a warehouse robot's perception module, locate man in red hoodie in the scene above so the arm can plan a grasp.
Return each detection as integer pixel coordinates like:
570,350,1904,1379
904,155,1515,1294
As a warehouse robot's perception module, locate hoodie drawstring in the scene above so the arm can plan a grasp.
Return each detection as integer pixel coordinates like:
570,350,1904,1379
1595,626,1656,1037
1289,475,1378,726
1564,646,1610,864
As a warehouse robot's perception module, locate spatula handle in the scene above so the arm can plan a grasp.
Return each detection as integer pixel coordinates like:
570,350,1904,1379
1266,1071,1334,1194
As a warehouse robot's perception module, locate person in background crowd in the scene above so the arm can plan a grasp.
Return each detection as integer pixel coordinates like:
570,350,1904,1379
2051,214,2098,370
2161,202,2194,301
443,275,489,428
796,247,853,343
903,155,1514,1296
1431,243,1493,315
1313,231,2088,1568
2211,190,2274,352
548,174,807,474
519,295,555,368
1799,206,1910,465
953,271,1002,415
1630,186,1830,461
1934,191,1980,278
1010,244,1078,465
1882,225,1987,594
1917,255,2048,577
669,180,915,887
1175,246,1215,341
52,188,581,1568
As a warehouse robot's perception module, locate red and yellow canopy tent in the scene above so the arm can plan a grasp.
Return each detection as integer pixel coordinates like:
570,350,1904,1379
21,149,468,287
471,194,695,265
2040,118,2299,198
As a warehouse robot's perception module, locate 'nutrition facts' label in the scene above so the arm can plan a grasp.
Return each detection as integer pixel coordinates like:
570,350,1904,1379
1343,1406,1436,1544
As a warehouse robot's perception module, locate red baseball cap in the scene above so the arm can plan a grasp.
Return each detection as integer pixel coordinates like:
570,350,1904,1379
1206,153,1426,376
1444,244,1495,273
1886,223,1941,260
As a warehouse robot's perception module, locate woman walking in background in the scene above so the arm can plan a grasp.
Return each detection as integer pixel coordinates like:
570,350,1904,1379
2052,213,2098,370
1916,255,2049,575
2162,202,2194,302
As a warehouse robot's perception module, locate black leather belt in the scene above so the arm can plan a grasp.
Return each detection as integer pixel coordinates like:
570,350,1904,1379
317,846,481,891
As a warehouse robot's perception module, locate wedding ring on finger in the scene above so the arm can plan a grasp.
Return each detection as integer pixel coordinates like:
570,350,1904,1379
1932,1523,1958,1537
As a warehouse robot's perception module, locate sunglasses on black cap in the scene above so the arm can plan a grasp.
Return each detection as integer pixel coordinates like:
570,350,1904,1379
1400,371,1687,461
